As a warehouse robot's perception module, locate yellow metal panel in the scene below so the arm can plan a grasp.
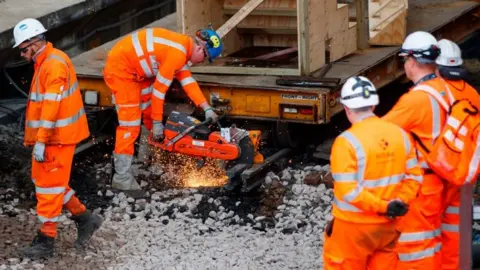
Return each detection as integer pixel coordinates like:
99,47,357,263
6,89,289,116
78,77,113,107
246,95,271,113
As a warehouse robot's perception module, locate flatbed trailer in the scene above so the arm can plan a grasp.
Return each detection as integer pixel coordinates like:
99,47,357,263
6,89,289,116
72,0,480,147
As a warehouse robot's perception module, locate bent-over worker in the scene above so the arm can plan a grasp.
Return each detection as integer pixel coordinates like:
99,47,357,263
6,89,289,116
103,27,223,194
323,76,423,269
434,38,480,270
12,18,103,258
382,31,445,269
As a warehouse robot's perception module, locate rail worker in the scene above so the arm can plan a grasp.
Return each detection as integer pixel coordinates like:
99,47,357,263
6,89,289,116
434,38,480,270
323,75,423,269
12,18,102,258
382,31,446,269
103,27,222,194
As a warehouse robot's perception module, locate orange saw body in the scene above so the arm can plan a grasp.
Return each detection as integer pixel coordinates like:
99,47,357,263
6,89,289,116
157,126,241,160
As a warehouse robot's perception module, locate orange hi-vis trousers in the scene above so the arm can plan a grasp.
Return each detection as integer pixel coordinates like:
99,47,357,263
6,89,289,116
393,174,443,270
32,144,86,238
104,73,155,157
323,218,400,270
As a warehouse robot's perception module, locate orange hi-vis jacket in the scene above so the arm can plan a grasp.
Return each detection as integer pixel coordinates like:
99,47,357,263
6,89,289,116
24,42,90,146
383,76,448,182
330,115,423,224
105,28,207,122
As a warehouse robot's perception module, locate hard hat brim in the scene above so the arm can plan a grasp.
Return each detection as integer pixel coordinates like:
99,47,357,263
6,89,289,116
12,28,47,48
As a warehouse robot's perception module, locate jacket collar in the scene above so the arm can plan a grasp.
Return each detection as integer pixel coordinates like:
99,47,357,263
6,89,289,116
33,42,54,68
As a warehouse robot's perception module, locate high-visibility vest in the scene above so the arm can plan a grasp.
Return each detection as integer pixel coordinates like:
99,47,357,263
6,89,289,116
411,79,480,185
24,42,90,145
105,28,207,121
330,116,423,224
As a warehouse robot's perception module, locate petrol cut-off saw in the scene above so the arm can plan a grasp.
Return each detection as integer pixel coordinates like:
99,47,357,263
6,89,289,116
148,111,264,190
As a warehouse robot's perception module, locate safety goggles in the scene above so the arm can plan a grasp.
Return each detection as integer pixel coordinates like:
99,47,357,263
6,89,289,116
341,77,378,100
398,45,440,61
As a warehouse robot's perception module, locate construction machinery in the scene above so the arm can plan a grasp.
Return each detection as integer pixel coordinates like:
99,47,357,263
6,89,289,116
148,111,265,191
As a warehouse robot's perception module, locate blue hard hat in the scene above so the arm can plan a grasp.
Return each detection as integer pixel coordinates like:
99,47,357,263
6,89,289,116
196,28,223,62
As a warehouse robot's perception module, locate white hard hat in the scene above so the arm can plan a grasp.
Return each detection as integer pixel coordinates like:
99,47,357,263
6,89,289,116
398,31,440,64
436,39,463,67
12,18,47,48
340,76,379,109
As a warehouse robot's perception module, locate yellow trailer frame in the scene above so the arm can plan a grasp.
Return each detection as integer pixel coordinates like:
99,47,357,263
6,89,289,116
73,0,480,125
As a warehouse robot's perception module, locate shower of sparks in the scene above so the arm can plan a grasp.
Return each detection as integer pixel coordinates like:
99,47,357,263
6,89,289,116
151,148,229,188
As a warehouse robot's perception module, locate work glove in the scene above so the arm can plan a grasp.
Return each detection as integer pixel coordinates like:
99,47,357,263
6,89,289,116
152,121,165,142
33,142,46,163
386,200,409,218
204,108,219,124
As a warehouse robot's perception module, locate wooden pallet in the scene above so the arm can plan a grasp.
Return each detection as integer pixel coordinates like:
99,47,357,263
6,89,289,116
176,0,358,76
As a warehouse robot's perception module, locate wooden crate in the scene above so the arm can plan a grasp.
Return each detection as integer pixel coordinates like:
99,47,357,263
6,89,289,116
176,0,358,76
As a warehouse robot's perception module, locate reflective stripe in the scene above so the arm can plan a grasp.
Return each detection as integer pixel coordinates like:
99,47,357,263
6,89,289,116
340,131,366,184
32,178,36,184
406,158,418,169
156,73,172,87
406,174,423,183
63,189,75,204
344,187,363,202
398,243,442,262
139,59,153,78
146,28,154,53
420,161,430,169
118,119,141,127
398,229,441,242
333,197,362,212
153,88,166,100
447,117,468,136
149,55,158,74
180,65,189,71
401,129,411,153
180,77,196,87
332,172,357,182
465,135,480,184
444,130,465,150
131,31,144,57
140,100,151,111
30,81,79,102
26,107,85,128
446,206,459,215
38,215,60,223
362,174,404,188
141,86,153,96
153,37,186,55
442,223,459,232
35,186,66,194
428,95,442,141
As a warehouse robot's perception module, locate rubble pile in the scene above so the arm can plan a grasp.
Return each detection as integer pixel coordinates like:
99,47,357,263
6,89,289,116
0,158,334,269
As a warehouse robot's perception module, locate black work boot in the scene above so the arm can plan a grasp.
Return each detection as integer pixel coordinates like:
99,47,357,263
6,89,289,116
19,231,55,259
70,210,103,248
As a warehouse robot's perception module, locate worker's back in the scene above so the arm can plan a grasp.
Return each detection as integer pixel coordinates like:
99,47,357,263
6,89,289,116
106,28,192,80
331,115,420,224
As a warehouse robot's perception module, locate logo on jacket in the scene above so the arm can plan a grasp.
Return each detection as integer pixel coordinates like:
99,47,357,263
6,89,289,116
379,139,389,150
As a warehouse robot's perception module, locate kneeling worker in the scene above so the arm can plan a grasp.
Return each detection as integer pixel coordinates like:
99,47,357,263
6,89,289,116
323,76,423,269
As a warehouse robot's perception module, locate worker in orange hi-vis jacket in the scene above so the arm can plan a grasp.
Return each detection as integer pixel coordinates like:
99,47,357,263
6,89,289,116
11,18,103,259
434,39,480,270
103,27,223,195
382,31,446,269
323,75,423,270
